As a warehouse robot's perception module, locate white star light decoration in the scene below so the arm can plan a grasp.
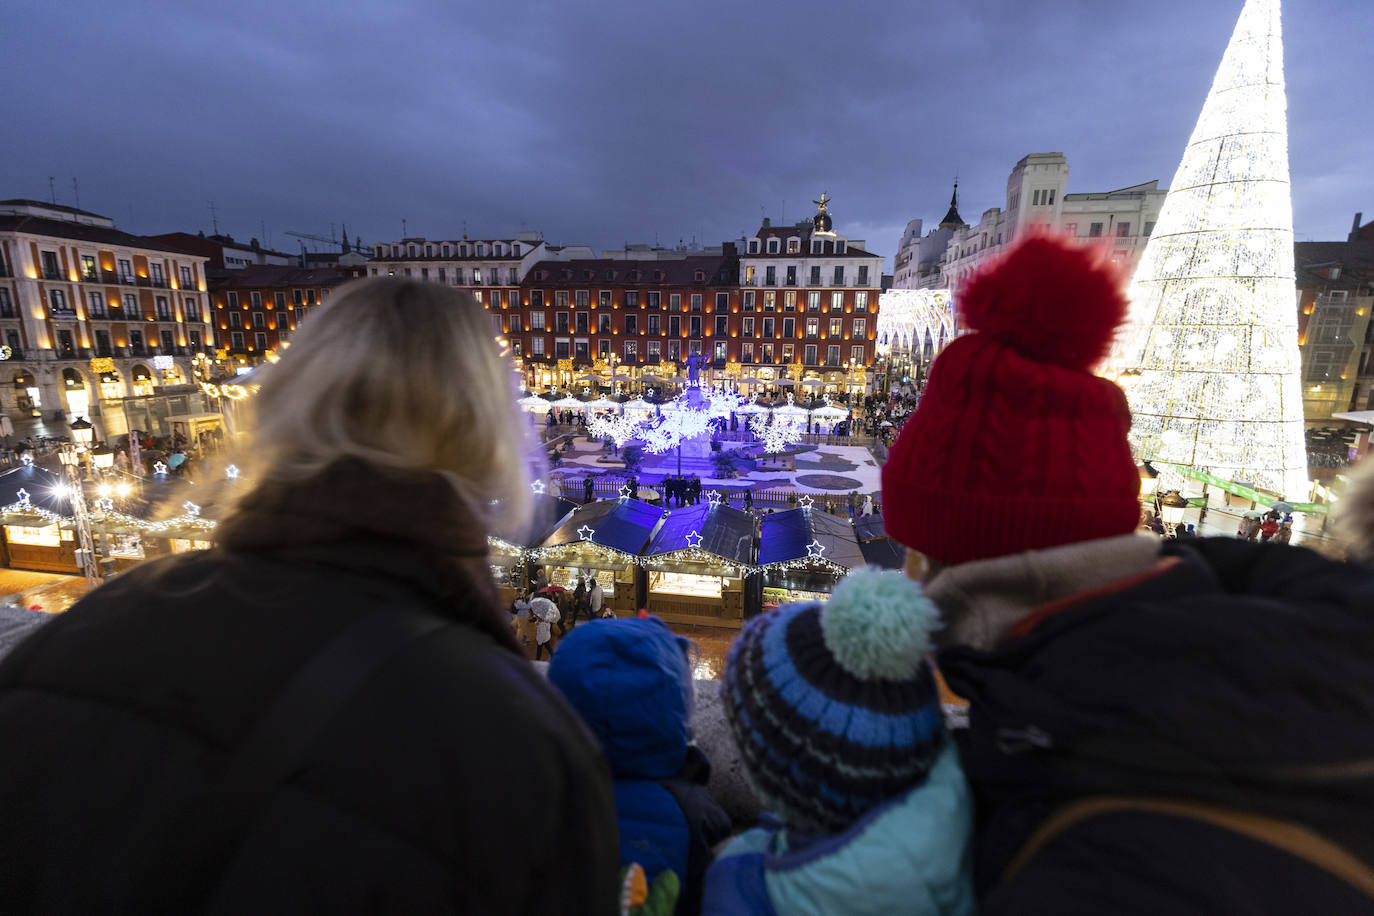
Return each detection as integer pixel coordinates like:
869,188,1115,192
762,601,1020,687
797,494,814,511
685,530,703,548
153,461,168,476
20,453,32,466
15,488,31,508
806,539,827,560
531,480,547,495
706,490,722,509
225,464,240,480
97,497,114,513
619,482,634,500
577,525,595,541
182,501,200,517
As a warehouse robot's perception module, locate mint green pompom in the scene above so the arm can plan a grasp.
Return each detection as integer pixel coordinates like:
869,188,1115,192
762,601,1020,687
819,568,941,680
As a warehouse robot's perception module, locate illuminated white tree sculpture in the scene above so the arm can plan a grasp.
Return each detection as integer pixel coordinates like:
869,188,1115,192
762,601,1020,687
1111,0,1307,498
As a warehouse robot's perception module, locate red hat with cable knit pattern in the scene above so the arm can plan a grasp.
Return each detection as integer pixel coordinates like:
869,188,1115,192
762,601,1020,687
881,233,1141,566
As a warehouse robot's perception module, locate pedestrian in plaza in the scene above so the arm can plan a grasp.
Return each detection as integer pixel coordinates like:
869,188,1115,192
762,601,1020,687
1259,515,1280,541
743,489,753,511
1274,520,1293,545
629,476,639,500
583,474,596,503
882,235,1374,912
531,595,561,660
550,616,732,916
704,569,973,914
587,576,605,619
0,277,618,913
570,577,588,628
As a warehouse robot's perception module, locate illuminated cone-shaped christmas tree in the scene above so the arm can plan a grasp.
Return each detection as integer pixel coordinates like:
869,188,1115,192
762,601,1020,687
1112,0,1308,498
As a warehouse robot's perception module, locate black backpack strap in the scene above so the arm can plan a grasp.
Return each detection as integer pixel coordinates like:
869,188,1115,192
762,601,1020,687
191,602,447,907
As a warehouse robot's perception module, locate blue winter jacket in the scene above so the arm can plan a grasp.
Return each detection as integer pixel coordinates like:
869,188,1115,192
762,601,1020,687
549,616,731,914
701,742,975,916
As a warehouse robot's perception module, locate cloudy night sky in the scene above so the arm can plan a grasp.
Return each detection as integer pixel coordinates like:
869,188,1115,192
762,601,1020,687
6,0,1370,265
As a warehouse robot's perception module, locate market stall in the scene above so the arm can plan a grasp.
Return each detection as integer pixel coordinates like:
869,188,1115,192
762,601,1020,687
810,402,849,435
641,503,758,628
854,513,904,570
526,496,665,615
757,506,866,612
488,493,577,606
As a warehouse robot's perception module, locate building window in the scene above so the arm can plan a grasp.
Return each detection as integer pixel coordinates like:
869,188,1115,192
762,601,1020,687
123,293,137,312
599,290,612,308
804,344,818,365
670,293,681,311
786,265,797,286
49,289,69,314
715,315,728,337
836,241,846,254
251,311,265,329
767,239,780,254
87,291,105,318
827,345,841,366
598,339,610,359
748,239,760,254
574,339,589,361
555,338,570,359
833,266,845,285
647,291,661,309
1088,223,1104,238
743,317,755,337
531,337,545,356
531,311,546,330
1117,222,1132,237
851,345,865,365
575,311,589,334
227,291,239,308
763,291,776,311
742,343,754,363
625,314,637,334
829,317,842,337
690,294,702,312
254,332,267,351
1144,221,1156,237
555,312,570,333
530,290,544,309
765,266,776,286
831,292,844,311
626,291,639,309
852,318,866,337
118,259,133,282
624,340,638,362
762,318,775,338
556,290,570,308
782,317,795,338
857,265,869,285
648,340,661,361
228,311,242,329
743,290,755,311
764,344,775,363
784,291,796,312
856,291,868,312
250,291,261,308
804,317,818,338
156,296,173,321
807,292,820,312
715,292,729,311
648,314,660,335
79,255,97,280
689,316,702,338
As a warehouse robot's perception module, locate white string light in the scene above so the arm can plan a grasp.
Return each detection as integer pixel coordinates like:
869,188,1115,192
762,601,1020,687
1109,0,1307,498
530,480,547,495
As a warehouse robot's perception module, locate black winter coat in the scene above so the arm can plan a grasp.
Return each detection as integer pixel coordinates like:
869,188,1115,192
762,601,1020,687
939,538,1374,914
0,460,620,914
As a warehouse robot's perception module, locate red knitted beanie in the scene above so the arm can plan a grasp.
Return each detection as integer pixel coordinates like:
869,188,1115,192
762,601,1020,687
882,234,1140,566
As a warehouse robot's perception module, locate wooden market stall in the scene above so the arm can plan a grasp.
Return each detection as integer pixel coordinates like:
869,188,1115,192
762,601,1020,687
641,502,758,628
757,507,867,613
854,513,905,570
527,497,665,616
488,493,577,607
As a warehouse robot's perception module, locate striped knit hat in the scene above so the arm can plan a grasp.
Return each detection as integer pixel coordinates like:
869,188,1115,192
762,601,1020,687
721,568,946,834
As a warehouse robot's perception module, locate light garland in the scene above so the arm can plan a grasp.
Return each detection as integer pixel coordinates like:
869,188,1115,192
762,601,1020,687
1108,0,1308,499
876,289,954,356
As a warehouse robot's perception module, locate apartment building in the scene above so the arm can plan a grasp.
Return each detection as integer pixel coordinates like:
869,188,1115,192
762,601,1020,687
0,199,213,430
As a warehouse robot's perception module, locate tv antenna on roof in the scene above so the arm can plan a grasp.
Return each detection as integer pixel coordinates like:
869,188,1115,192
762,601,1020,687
48,177,56,204
207,201,220,235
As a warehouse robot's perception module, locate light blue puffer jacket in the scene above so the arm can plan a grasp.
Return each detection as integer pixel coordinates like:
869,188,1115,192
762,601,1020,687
701,742,974,916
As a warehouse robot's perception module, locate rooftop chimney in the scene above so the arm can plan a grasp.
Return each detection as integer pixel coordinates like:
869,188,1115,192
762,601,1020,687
762,217,771,228
1352,212,1364,242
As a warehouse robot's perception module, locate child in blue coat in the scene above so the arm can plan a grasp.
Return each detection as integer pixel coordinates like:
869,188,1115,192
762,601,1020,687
549,616,731,915
702,569,974,916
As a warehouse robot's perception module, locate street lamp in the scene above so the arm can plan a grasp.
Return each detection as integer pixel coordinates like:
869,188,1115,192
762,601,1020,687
1157,490,1188,535
1138,460,1159,499
91,445,115,471
58,439,101,590
69,416,94,449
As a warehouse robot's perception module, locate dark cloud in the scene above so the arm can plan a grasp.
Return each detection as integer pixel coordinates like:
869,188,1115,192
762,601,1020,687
6,0,1369,262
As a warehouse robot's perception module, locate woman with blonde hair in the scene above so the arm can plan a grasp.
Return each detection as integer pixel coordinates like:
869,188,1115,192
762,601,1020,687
0,279,619,913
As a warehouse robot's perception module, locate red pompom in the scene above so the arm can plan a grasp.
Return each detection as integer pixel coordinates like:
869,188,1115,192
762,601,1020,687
959,232,1129,369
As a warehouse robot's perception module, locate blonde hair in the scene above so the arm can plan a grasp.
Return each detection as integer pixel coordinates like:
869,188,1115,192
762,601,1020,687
1334,455,1374,562
232,277,534,534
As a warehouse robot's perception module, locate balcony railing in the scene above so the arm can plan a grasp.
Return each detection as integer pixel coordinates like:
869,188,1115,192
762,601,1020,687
149,277,169,289
119,273,136,285
49,307,78,319
41,269,65,281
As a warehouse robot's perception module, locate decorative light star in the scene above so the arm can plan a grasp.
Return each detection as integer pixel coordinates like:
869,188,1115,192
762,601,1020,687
16,488,30,508
685,530,704,548
182,501,201,517
806,539,827,560
531,480,547,495
706,490,722,508
797,494,815,510
97,497,114,513
153,461,168,475
577,525,595,541
225,464,240,480
619,482,633,500
20,453,32,466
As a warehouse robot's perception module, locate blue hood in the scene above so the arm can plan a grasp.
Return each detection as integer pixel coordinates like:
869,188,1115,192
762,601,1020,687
548,617,693,780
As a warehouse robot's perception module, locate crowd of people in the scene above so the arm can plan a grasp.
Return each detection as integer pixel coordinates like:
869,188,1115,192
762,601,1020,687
0,250,1373,914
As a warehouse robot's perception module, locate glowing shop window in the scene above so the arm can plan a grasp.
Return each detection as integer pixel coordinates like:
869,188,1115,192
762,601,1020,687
649,571,722,599
108,533,144,559
5,525,61,547
169,538,212,554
